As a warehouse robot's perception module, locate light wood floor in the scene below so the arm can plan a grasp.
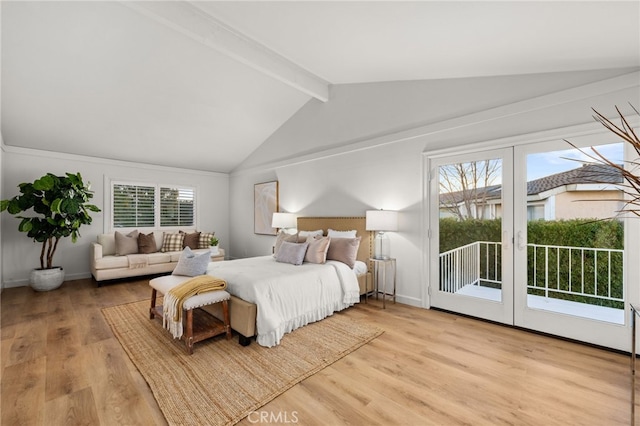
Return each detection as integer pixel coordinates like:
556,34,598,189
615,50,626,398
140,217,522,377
1,277,636,425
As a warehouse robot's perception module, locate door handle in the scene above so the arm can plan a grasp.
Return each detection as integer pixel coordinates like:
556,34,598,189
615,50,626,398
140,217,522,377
517,231,525,251
503,231,510,250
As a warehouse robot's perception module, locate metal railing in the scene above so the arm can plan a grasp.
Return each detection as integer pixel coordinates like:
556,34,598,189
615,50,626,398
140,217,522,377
440,241,624,305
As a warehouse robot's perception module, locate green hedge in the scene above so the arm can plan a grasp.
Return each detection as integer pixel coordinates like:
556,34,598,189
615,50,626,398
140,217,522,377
439,218,623,253
439,218,624,308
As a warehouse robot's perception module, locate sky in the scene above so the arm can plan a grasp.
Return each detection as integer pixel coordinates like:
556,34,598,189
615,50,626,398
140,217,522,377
526,143,624,181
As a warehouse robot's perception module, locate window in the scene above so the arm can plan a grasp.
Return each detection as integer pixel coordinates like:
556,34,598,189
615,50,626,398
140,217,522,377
160,187,194,227
111,182,195,229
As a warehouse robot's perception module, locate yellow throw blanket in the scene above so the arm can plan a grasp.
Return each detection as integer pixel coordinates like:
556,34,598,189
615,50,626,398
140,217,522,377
163,275,227,339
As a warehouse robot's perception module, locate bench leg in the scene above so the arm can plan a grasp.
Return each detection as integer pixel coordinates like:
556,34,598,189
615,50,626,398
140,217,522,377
222,299,232,340
150,288,157,319
185,309,194,355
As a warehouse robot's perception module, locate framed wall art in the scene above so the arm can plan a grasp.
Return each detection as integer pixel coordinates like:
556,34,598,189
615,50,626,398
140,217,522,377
254,181,278,235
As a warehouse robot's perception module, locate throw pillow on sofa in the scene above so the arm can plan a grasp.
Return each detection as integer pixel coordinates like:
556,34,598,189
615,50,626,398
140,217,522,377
115,230,139,255
137,232,157,254
182,231,201,249
173,247,210,276
198,232,216,249
161,232,185,252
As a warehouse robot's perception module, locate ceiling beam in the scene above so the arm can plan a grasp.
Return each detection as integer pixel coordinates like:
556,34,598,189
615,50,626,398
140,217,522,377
121,1,329,102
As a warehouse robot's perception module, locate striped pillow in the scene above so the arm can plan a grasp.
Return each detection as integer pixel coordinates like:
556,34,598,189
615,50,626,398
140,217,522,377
198,232,216,249
161,233,185,252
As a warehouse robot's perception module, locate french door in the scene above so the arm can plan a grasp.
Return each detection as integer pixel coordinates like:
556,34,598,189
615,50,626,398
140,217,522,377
428,132,636,351
428,148,514,325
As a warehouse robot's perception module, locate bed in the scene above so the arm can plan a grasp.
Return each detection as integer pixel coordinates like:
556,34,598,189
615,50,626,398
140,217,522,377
201,217,373,347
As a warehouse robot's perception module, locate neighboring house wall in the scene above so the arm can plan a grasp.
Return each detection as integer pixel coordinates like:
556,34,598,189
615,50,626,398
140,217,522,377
555,190,624,220
1,147,229,287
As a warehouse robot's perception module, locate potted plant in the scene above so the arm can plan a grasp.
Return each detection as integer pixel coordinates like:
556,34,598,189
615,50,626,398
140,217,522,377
209,236,220,255
0,172,101,291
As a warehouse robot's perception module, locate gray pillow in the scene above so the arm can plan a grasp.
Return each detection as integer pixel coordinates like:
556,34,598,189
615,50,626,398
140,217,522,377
275,241,309,266
115,230,139,255
172,247,210,276
273,232,298,257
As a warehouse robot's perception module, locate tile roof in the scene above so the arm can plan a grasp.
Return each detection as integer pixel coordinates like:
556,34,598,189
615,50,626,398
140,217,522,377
440,164,622,203
526,163,622,195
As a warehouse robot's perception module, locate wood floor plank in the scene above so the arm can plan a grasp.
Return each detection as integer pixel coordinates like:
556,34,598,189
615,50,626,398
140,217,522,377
44,387,101,426
84,338,158,425
1,356,47,426
0,278,635,425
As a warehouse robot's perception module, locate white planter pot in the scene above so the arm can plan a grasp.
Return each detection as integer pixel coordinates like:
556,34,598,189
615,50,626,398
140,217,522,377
30,267,64,291
210,246,219,255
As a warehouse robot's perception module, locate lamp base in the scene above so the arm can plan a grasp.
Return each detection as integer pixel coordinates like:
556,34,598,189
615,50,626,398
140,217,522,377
373,232,390,260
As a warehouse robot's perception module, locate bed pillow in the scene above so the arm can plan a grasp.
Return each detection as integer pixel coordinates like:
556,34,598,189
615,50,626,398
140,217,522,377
198,232,216,249
326,236,361,268
172,247,210,276
137,232,157,254
161,232,185,252
304,235,331,264
353,260,368,275
297,229,323,242
273,232,298,257
182,231,201,249
115,230,139,255
275,241,309,266
328,228,357,238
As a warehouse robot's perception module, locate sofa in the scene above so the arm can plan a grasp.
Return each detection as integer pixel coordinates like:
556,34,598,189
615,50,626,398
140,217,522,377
90,231,224,283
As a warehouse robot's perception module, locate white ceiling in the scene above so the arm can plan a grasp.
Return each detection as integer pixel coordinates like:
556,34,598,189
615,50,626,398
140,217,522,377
2,1,639,173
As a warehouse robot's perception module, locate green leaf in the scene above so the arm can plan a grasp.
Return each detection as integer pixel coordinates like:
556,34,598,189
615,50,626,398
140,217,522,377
18,219,33,233
33,175,55,191
51,198,62,214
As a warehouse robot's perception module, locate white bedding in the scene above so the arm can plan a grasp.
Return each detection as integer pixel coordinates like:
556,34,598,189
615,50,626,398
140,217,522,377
206,255,360,347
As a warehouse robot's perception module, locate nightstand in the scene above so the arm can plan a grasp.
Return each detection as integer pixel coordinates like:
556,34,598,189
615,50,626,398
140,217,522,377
369,258,396,308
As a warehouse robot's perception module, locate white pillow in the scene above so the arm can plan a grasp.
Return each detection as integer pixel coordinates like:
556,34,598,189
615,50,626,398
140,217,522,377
297,229,323,242
328,228,357,238
352,260,368,275
298,229,323,238
172,247,210,276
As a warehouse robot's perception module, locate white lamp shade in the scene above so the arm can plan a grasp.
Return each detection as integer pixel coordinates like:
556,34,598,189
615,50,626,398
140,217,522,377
271,212,297,229
366,210,398,231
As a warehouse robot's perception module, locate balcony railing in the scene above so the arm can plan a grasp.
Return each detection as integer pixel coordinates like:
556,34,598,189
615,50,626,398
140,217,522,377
439,241,624,307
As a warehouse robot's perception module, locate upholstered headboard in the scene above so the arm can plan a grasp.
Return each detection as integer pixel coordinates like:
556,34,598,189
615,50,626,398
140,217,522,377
297,217,373,264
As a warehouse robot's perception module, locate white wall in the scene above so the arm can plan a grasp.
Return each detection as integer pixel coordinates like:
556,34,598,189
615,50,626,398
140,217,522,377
1,147,229,287
229,70,640,308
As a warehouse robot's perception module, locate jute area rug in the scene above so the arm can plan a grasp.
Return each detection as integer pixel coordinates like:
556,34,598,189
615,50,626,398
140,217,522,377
102,300,383,426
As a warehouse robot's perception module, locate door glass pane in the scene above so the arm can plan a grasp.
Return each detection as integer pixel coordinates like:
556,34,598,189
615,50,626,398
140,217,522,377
525,143,625,324
439,158,503,302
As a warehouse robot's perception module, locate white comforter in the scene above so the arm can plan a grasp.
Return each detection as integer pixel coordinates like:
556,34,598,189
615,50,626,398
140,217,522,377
206,256,360,347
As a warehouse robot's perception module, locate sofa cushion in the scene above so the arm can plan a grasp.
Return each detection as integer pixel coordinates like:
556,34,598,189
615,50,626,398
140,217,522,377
147,252,172,265
115,230,139,255
94,255,129,270
97,233,116,256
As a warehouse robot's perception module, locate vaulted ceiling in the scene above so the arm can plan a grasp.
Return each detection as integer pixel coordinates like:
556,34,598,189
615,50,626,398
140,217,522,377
2,1,639,172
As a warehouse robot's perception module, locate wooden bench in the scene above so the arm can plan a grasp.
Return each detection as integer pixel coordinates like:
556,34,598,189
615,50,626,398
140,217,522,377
149,275,231,354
